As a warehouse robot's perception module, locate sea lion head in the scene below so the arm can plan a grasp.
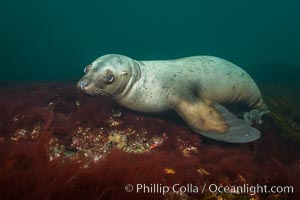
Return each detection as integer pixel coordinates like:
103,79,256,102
77,54,140,98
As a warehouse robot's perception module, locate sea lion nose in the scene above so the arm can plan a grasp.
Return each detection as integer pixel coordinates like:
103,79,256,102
79,80,88,90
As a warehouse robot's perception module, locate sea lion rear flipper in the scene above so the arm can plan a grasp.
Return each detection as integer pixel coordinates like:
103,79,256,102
175,99,260,143
244,109,270,125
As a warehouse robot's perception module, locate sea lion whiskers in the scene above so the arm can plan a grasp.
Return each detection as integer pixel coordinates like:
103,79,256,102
94,88,109,96
82,88,105,96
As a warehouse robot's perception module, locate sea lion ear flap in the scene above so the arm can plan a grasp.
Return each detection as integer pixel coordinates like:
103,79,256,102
121,71,128,76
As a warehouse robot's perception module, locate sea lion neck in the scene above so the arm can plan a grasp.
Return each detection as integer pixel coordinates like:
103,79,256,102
112,60,142,99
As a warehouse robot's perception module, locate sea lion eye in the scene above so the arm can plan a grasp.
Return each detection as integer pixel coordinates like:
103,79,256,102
104,74,114,84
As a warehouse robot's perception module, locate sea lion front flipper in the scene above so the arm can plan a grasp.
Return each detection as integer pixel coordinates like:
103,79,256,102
174,99,260,143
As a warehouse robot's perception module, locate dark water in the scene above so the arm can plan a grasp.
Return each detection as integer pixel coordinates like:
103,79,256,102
1,0,300,80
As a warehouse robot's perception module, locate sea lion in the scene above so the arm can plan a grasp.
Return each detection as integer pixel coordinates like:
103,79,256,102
77,54,269,143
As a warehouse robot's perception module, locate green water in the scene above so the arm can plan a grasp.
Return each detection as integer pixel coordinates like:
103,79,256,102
1,0,300,80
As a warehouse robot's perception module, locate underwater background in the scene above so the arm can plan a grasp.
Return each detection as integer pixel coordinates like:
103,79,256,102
0,0,300,200
1,0,300,80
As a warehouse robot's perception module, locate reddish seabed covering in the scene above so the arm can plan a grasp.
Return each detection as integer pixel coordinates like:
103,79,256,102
0,82,299,200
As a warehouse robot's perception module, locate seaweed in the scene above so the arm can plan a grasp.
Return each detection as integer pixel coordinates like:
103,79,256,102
0,81,299,200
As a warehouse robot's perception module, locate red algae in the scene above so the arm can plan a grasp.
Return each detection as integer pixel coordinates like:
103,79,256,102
0,81,299,200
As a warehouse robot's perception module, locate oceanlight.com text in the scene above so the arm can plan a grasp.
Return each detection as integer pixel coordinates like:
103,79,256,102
124,183,294,196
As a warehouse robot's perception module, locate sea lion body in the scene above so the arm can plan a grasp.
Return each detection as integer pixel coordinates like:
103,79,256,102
116,56,266,113
77,54,268,143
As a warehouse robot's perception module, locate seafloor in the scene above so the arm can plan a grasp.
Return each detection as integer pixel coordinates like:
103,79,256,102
0,78,299,200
